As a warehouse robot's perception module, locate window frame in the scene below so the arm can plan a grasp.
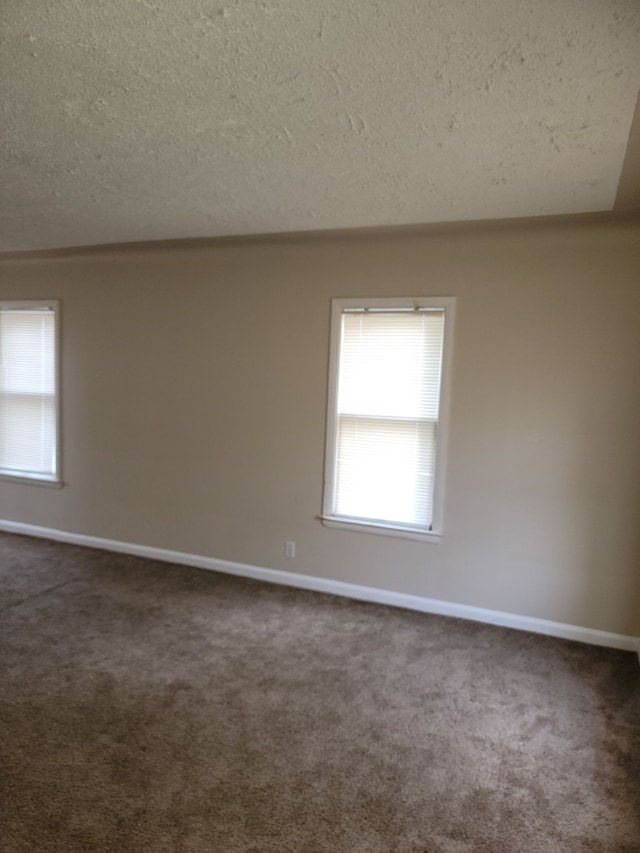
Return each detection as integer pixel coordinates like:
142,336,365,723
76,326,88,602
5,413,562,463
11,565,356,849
322,296,455,543
0,299,62,487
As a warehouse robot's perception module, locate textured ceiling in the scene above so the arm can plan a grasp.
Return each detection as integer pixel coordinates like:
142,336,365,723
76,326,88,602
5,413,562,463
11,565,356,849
2,0,640,252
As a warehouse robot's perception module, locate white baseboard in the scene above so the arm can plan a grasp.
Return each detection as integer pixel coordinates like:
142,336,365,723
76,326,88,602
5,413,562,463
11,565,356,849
2,517,639,656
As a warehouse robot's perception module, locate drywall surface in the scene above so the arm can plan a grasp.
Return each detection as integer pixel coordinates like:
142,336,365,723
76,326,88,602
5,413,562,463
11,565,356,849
615,91,640,213
2,0,640,251
1,218,639,635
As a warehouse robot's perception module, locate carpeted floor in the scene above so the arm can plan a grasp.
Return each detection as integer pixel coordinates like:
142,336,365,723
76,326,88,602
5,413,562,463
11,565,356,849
1,531,639,852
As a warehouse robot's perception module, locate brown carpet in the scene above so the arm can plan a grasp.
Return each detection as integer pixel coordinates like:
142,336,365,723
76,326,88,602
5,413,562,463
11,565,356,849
1,531,639,852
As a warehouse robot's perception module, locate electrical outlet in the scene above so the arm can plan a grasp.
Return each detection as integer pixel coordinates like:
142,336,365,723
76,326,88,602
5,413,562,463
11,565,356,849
285,540,296,558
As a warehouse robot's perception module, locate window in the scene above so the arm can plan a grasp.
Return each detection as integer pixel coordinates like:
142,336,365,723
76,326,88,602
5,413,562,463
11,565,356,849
0,301,60,484
322,297,454,541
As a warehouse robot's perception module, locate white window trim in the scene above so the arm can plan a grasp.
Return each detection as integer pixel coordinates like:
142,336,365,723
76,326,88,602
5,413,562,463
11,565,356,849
0,299,62,487
321,296,455,543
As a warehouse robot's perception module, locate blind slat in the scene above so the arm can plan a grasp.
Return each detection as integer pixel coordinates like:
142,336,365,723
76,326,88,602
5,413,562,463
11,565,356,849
0,307,57,478
338,312,444,419
333,310,444,529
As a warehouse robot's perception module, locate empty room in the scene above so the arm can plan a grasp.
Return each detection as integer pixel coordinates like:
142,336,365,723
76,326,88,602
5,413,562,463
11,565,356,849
1,1,639,851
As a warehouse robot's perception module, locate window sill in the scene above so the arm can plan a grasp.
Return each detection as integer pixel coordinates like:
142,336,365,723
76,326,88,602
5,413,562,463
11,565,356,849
0,472,63,488
320,515,442,543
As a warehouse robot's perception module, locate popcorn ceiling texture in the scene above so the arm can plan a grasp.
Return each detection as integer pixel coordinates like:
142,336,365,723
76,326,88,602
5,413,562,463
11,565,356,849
1,0,640,251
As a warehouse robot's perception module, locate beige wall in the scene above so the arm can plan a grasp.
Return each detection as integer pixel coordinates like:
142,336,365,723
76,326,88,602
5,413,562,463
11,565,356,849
1,217,639,635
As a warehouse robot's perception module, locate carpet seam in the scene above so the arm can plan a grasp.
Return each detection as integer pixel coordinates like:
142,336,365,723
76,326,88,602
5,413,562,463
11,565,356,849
0,578,79,613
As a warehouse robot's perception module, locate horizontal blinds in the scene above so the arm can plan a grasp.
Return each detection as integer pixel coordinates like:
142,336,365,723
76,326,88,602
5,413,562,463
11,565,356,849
334,310,444,529
0,307,57,477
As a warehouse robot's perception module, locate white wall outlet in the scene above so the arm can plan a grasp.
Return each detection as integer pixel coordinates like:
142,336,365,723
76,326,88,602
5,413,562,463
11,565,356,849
285,540,296,558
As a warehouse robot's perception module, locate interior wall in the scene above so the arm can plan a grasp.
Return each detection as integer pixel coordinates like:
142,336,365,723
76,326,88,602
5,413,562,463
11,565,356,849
1,217,639,636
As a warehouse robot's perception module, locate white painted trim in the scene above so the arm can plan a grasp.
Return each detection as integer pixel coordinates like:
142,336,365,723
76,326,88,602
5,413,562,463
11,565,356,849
322,296,455,538
1,518,638,655
321,515,442,543
0,300,62,485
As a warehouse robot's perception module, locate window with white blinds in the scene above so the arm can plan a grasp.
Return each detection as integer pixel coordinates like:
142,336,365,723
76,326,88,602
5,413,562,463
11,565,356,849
0,301,60,483
323,297,454,540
